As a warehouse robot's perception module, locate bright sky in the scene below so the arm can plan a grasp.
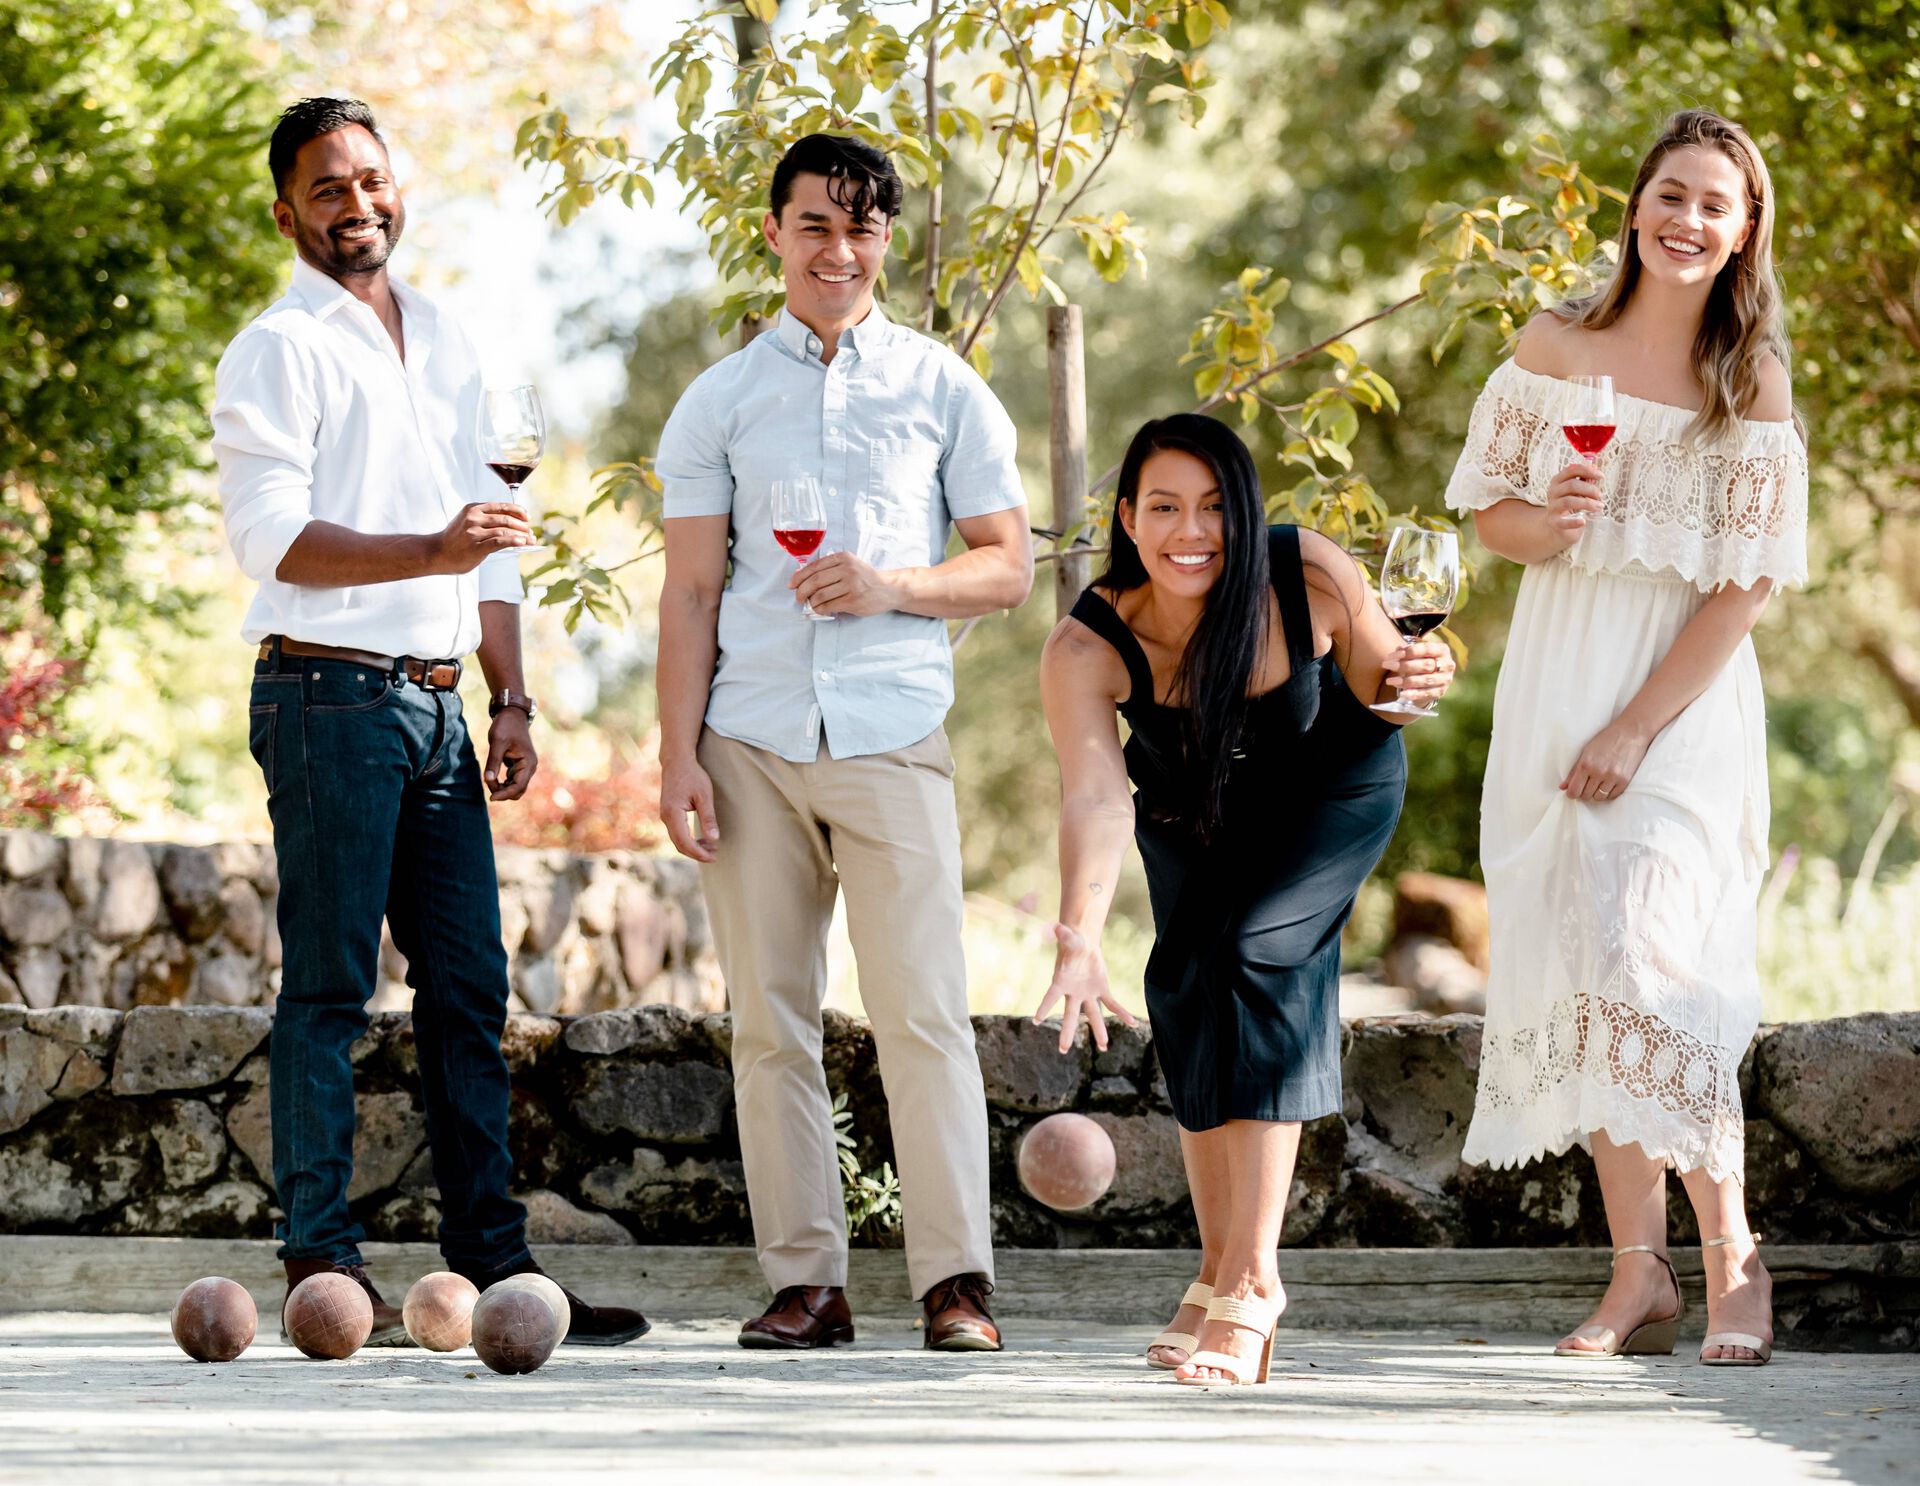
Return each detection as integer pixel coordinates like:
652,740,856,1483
399,2,708,434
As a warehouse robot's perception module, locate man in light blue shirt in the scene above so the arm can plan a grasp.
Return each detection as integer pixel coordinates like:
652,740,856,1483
656,133,1031,1353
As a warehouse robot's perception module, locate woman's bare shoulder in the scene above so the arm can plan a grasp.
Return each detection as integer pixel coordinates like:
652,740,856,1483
1512,311,1580,376
1750,349,1793,422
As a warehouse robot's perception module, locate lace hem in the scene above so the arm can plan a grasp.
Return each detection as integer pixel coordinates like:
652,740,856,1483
1443,360,1809,590
1462,1099,1746,1185
1469,990,1748,1183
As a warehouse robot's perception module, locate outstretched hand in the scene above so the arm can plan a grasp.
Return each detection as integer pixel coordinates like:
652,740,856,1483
1033,921,1138,1054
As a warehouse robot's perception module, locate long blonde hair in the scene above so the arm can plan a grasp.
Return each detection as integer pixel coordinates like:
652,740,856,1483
1555,109,1796,444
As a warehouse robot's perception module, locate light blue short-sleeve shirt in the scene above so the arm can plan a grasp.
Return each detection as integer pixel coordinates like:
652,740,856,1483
656,306,1026,761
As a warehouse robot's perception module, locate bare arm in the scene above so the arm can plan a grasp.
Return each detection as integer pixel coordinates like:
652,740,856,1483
1565,577,1775,801
474,600,536,802
1471,312,1603,565
655,514,731,862
793,506,1035,620
1033,614,1138,1052
274,503,534,585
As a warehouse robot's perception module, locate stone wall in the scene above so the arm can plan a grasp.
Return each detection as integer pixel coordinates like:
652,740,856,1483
2,1004,1915,1252
0,830,721,1018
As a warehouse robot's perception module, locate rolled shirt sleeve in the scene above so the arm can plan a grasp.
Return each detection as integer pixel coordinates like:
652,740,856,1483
657,373,736,518
939,362,1024,519
477,546,525,604
211,329,319,583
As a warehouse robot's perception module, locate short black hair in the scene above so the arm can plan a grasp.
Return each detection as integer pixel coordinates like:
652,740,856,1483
770,134,903,225
269,97,385,199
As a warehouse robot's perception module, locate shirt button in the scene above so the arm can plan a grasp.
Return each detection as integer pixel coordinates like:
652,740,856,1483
817,671,830,682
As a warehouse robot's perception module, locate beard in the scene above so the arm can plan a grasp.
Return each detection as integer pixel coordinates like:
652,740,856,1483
294,203,406,278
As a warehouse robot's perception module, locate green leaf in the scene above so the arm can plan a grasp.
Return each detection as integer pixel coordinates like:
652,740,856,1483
1183,6,1213,47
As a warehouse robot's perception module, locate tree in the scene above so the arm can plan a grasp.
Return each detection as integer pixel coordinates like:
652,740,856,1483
512,0,1482,632
0,0,286,636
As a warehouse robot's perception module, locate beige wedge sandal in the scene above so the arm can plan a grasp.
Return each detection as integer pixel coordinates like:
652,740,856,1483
1699,1233,1772,1366
1174,1289,1286,1387
1554,1245,1684,1357
1146,1281,1213,1370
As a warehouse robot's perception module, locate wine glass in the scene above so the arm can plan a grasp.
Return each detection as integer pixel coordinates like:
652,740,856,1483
477,384,547,553
771,475,832,621
1562,374,1617,461
1370,527,1460,720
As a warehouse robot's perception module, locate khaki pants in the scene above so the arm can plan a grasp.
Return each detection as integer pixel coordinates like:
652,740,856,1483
696,726,994,1300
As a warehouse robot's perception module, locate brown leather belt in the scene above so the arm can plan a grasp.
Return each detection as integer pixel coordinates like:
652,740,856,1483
259,636,463,691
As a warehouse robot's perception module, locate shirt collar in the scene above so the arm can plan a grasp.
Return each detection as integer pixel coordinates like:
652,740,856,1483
288,254,429,329
774,303,893,362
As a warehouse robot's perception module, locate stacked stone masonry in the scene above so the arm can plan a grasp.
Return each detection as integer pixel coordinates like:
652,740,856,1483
1,1002,1915,1254
0,830,722,1018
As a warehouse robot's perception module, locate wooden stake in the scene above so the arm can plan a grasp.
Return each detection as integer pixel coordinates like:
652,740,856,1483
1047,304,1090,619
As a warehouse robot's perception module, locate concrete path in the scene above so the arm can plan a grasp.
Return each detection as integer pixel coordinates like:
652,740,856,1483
0,1313,1912,1485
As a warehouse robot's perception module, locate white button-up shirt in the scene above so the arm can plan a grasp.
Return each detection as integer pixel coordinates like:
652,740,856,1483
211,255,521,659
657,307,1025,761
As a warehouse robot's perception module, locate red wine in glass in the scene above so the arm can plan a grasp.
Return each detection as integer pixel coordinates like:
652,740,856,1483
477,385,547,552
1371,528,1460,720
773,527,825,560
1563,375,1617,462
1562,424,1616,458
1391,610,1449,641
770,476,832,620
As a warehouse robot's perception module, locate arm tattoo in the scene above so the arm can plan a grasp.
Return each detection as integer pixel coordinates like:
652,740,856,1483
1088,883,1104,896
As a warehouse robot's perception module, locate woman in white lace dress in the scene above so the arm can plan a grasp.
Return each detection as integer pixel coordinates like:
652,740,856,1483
1446,110,1807,1365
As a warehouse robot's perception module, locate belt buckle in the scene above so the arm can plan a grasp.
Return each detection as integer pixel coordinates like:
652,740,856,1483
417,657,462,692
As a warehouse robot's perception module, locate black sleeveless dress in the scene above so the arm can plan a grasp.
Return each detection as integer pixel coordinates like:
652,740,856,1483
1068,526,1407,1130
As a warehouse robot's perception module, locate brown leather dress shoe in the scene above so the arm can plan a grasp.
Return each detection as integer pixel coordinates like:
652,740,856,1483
282,1258,411,1347
738,1285,855,1350
922,1274,1001,1352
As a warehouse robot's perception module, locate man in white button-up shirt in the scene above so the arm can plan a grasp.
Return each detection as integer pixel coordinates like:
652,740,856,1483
657,134,1033,1353
213,97,644,1346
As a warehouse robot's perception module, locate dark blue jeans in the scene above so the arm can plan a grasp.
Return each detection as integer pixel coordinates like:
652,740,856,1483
249,648,529,1273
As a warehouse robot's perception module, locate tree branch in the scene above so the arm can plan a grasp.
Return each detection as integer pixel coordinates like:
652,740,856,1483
959,0,1083,357
921,0,943,332
1086,291,1425,497
1858,629,1920,730
1866,253,1920,358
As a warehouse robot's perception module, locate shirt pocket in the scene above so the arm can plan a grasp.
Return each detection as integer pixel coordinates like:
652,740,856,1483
860,437,943,569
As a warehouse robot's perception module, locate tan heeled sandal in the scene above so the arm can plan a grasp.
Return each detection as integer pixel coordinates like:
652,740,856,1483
1174,1289,1286,1387
1146,1281,1212,1369
1699,1233,1772,1366
1554,1245,1684,1357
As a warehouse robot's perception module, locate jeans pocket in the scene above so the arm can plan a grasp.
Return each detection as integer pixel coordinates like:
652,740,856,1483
306,667,396,714
247,704,278,794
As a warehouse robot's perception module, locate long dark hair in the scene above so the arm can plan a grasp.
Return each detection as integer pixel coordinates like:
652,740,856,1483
1099,414,1270,837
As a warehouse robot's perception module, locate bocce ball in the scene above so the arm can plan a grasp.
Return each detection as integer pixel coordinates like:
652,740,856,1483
402,1271,480,1352
486,1272,571,1344
470,1287,560,1375
283,1271,373,1359
1016,1111,1117,1212
170,1276,257,1363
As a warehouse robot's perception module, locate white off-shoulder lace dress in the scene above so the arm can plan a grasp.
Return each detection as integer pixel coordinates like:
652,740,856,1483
1445,360,1809,1183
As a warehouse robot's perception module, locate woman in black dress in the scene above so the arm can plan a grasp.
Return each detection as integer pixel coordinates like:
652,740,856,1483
1035,414,1454,1386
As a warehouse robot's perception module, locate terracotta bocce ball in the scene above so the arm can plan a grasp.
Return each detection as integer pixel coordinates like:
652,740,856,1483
170,1277,258,1363
402,1272,480,1352
1016,1111,1117,1213
283,1272,374,1359
486,1273,570,1344
470,1288,561,1375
